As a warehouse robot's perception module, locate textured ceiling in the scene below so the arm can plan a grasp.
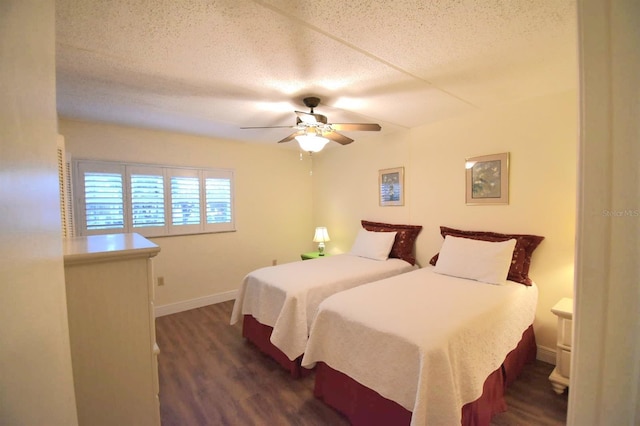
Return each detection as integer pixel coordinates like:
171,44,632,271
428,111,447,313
55,0,577,147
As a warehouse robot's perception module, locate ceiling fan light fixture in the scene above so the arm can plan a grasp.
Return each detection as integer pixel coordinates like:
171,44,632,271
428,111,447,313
295,134,329,153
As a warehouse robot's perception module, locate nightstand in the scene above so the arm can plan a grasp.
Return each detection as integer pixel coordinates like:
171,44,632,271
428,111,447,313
301,252,328,260
549,297,573,394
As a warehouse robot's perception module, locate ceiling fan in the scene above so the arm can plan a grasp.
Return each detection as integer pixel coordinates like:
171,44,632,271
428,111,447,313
241,97,381,152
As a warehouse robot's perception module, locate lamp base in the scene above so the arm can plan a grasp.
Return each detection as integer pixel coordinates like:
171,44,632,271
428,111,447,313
318,243,325,256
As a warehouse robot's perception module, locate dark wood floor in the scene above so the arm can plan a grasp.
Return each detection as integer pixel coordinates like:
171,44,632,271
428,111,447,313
156,301,568,425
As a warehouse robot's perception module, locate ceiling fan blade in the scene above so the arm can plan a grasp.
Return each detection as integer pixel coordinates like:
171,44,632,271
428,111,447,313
322,131,354,145
330,123,381,132
240,125,297,129
278,130,305,144
295,111,328,125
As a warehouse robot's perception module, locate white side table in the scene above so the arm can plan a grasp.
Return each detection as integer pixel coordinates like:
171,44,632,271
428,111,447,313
549,297,573,394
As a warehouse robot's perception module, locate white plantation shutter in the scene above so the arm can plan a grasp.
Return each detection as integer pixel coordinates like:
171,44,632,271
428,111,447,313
129,166,166,234
205,170,234,232
74,160,235,236
75,161,126,235
57,136,69,237
84,172,125,230
131,175,165,227
170,175,200,227
64,155,75,237
57,135,75,237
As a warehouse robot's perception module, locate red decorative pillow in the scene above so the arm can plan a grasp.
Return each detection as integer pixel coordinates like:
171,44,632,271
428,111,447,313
429,226,544,285
361,220,423,265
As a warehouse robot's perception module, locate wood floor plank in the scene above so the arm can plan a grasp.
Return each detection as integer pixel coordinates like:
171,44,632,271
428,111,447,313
156,301,568,425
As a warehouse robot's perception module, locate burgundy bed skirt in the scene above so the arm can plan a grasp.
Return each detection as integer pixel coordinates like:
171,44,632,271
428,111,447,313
242,315,310,378
313,324,537,426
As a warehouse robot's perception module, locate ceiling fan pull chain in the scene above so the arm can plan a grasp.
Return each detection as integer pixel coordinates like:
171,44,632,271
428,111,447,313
299,150,313,175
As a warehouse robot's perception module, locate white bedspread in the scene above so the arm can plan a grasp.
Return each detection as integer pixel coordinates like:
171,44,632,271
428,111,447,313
230,254,415,361
301,266,538,426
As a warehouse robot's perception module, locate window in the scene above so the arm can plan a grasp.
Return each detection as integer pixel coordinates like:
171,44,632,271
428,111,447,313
73,160,235,237
171,175,200,226
130,165,165,231
206,173,233,225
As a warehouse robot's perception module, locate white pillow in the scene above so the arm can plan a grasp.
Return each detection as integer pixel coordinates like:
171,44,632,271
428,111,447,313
433,235,517,285
349,229,397,261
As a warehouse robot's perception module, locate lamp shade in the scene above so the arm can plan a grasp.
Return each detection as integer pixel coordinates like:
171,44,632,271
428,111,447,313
313,227,330,242
296,135,330,153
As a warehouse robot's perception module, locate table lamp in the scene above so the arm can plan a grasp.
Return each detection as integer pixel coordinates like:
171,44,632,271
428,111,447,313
313,227,330,256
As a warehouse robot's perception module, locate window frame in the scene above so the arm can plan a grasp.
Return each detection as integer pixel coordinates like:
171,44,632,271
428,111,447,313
73,159,236,238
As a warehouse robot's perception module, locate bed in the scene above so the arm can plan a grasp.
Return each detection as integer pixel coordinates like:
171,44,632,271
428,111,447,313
230,221,422,376
301,227,544,425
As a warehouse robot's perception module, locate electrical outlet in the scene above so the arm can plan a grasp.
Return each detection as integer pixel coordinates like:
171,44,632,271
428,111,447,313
272,259,277,266
157,276,165,286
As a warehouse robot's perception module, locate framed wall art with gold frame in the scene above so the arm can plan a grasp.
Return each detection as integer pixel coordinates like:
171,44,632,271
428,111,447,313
465,153,509,205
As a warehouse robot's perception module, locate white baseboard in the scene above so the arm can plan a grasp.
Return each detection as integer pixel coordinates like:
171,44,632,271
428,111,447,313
155,290,238,317
536,344,556,365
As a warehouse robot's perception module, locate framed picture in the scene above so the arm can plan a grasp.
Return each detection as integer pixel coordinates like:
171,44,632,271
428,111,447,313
379,167,404,206
465,152,509,205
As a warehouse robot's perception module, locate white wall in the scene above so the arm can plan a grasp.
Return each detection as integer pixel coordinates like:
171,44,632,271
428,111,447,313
312,90,578,353
59,119,315,313
0,1,78,424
